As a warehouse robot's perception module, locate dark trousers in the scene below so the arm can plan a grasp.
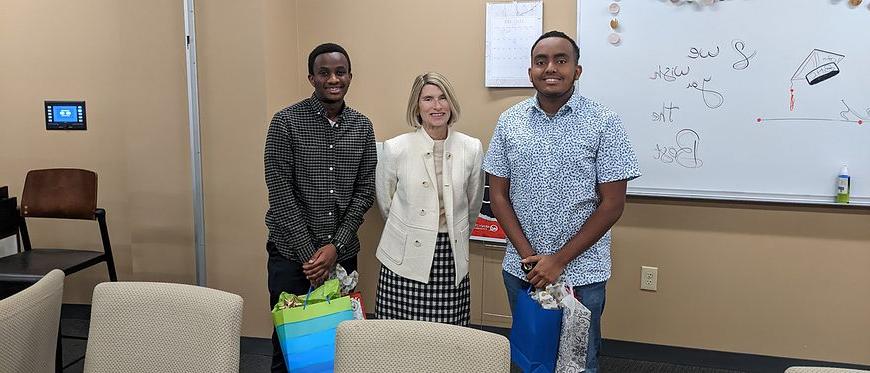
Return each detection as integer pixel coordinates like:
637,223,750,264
267,242,357,373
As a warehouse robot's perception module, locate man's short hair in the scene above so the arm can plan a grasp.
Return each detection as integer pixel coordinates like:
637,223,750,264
530,30,580,64
307,43,351,75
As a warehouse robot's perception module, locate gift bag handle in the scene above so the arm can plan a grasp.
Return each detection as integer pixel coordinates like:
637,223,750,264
302,285,333,310
303,286,314,309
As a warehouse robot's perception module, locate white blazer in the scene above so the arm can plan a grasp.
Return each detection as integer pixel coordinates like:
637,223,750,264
375,128,484,285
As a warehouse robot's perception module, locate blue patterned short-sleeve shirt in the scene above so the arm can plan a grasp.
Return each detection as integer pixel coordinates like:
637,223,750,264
482,89,641,286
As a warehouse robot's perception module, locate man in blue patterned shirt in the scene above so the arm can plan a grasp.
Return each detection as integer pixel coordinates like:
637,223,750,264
482,31,641,372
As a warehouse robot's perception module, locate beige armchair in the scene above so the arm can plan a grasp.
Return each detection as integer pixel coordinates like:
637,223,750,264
82,282,243,373
0,269,64,373
785,367,870,373
334,319,510,373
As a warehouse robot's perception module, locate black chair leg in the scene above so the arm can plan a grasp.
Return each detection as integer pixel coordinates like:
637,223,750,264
96,210,117,282
106,260,117,282
56,331,62,373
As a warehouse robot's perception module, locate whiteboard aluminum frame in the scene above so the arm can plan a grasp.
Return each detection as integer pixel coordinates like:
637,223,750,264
628,186,870,207
184,0,207,286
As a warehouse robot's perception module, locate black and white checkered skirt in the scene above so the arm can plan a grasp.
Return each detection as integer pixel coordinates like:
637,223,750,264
375,232,470,325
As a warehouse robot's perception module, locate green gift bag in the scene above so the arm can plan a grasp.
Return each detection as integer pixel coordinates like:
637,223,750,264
272,280,354,373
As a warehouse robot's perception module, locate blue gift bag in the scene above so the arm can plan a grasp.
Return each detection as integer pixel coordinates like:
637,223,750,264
509,287,563,373
272,281,354,373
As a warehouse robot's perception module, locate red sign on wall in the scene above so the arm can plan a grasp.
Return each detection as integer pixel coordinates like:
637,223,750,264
470,176,506,244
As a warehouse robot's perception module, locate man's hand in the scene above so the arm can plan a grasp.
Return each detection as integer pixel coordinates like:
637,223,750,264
303,244,338,286
522,254,566,289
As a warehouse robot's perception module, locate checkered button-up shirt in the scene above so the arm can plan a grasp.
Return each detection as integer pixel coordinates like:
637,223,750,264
265,95,377,263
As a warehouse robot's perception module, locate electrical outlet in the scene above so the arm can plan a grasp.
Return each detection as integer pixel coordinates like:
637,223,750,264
640,266,658,291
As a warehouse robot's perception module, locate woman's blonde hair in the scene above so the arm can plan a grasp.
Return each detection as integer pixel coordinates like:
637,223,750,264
405,72,462,128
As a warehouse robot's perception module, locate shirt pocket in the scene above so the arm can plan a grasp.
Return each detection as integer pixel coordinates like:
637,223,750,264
506,132,541,175
562,132,597,169
560,134,599,199
453,218,471,262
380,218,408,265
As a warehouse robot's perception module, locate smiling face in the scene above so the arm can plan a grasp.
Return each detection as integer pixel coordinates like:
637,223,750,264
528,37,582,98
308,52,352,104
417,83,451,130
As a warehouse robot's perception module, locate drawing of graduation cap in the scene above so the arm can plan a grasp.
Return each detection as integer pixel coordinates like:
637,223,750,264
791,49,845,85
787,49,845,111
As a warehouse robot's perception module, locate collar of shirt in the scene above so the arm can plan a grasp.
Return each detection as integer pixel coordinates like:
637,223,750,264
416,127,454,147
306,94,345,128
529,87,585,119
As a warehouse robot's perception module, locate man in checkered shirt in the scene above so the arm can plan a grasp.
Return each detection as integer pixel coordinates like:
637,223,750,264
264,43,376,373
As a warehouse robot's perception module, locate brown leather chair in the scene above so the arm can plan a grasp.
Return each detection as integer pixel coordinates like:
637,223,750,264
0,169,117,284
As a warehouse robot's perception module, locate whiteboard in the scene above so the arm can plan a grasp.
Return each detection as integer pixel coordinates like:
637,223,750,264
577,0,870,205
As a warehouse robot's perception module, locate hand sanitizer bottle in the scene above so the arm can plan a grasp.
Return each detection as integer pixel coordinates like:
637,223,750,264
835,165,850,204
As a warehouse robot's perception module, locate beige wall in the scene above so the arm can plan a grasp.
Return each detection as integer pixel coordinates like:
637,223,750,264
3,0,868,366
195,0,302,338
0,1,194,302
611,199,870,363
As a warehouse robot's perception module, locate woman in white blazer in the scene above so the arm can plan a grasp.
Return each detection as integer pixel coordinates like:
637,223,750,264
375,72,484,325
